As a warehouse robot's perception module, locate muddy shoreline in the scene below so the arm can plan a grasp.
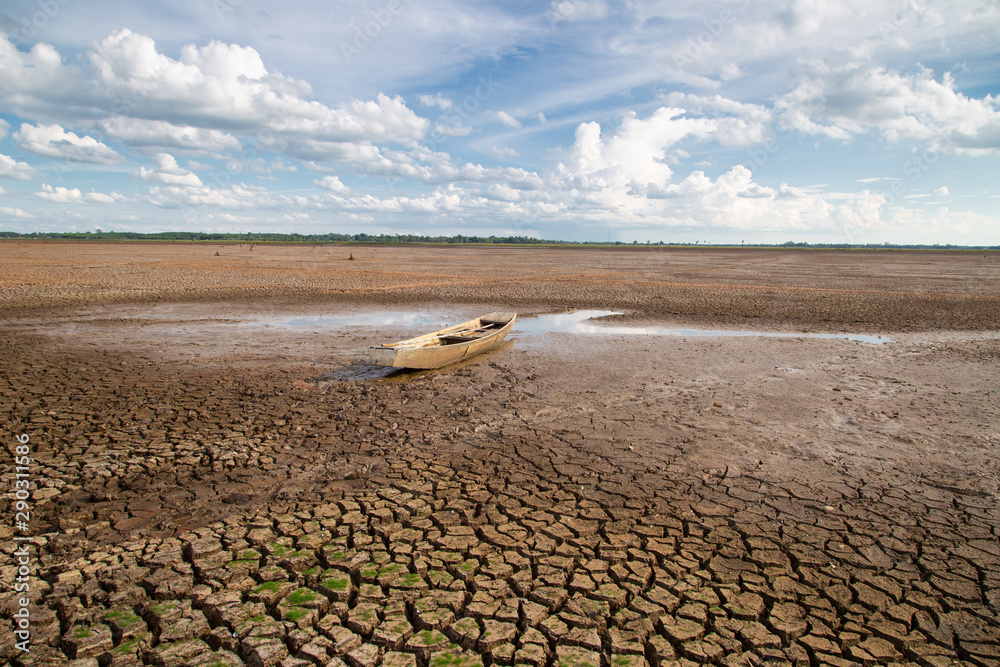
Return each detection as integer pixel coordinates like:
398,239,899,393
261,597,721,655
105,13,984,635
3,241,999,332
1,242,998,665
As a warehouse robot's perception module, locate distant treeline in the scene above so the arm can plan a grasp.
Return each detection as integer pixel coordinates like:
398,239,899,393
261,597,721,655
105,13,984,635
0,231,997,250
0,231,557,244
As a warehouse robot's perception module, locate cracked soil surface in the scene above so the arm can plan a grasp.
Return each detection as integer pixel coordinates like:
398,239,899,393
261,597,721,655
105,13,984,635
1,241,999,666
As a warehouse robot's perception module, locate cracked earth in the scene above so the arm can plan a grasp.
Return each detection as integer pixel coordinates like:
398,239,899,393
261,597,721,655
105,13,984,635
1,242,998,666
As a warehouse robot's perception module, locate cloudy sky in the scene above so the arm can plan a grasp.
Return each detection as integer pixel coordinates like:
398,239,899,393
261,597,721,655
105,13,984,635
1,0,998,243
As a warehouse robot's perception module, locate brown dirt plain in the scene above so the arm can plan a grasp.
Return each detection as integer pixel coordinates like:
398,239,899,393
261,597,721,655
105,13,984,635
1,240,999,667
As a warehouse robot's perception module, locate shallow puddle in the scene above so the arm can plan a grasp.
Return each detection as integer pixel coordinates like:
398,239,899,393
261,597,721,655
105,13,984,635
513,310,891,344
267,308,892,346
270,308,888,344
277,308,889,380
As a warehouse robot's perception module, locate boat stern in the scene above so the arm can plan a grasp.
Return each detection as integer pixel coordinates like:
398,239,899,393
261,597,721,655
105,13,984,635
369,346,398,367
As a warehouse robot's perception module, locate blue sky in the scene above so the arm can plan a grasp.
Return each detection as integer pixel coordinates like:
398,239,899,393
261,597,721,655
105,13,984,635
1,0,998,243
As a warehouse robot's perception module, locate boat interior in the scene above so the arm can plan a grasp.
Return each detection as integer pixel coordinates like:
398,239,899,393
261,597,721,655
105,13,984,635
401,313,515,348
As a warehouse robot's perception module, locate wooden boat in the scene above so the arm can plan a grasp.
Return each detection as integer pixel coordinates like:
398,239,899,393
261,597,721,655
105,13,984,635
369,311,516,369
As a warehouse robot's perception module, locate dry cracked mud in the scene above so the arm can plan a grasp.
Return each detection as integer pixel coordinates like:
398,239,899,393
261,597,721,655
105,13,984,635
1,242,999,666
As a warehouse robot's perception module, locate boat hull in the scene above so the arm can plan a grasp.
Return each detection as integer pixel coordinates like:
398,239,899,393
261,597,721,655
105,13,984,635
369,312,516,369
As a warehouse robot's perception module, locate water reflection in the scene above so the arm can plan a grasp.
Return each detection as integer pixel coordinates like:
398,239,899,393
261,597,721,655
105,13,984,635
325,341,515,382
273,309,889,344
514,310,889,344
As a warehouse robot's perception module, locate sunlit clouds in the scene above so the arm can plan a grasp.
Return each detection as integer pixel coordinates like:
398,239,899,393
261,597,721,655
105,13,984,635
0,0,997,243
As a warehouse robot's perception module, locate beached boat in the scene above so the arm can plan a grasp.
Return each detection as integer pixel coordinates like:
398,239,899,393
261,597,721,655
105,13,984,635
369,311,516,369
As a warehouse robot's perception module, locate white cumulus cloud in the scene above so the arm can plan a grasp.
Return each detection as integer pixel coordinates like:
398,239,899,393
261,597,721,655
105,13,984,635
87,29,428,146
495,111,522,128
14,123,124,164
0,36,97,120
551,108,718,198
37,184,83,202
418,94,453,110
1,206,34,218
432,122,473,138
84,191,118,204
777,62,1000,152
33,184,116,204
315,175,350,194
137,153,205,187
100,117,242,154
0,154,41,180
